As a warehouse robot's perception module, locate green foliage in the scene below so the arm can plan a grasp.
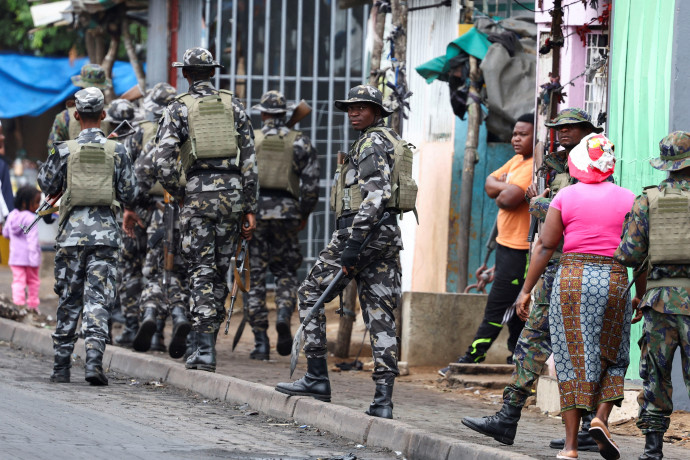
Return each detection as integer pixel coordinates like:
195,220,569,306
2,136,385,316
0,0,81,56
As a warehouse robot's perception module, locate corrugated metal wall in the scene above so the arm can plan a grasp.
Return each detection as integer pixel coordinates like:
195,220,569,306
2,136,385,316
609,0,675,379
146,0,168,88
175,0,204,93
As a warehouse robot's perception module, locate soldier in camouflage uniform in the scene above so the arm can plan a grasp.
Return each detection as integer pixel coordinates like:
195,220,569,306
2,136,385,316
146,48,257,372
38,88,136,386
462,108,601,450
47,64,112,151
276,85,402,419
245,90,320,360
614,131,690,460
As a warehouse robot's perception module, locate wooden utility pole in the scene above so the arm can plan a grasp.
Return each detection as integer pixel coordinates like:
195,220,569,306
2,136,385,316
368,1,388,86
334,283,358,358
122,19,146,90
549,0,563,120
389,0,408,135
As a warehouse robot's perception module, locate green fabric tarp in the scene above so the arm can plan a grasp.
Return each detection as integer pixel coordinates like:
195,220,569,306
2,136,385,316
415,27,492,83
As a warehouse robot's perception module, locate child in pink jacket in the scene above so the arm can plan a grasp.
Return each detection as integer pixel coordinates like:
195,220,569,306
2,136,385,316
2,186,42,312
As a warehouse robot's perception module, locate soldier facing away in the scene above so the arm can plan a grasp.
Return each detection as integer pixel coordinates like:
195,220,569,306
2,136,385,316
614,131,690,460
143,47,258,373
276,85,408,419
39,87,136,385
245,90,320,360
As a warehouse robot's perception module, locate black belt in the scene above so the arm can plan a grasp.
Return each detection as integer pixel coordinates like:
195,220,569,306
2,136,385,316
336,213,397,230
186,167,240,178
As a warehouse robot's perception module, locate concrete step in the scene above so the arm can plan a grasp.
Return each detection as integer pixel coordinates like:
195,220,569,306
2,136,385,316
448,363,514,375
446,373,513,390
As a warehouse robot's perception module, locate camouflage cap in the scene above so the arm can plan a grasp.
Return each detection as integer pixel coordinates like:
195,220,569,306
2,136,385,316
74,88,105,113
334,85,393,117
105,99,135,122
650,131,690,171
71,63,112,90
171,47,223,68
143,82,177,117
252,90,294,114
544,108,603,133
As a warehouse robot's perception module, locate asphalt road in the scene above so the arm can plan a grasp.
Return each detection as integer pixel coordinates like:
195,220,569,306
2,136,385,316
0,344,396,460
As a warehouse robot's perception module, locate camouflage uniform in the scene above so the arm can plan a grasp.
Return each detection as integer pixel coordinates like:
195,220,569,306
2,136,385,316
614,133,690,442
38,88,136,384
152,48,257,371
246,90,320,357
47,64,112,151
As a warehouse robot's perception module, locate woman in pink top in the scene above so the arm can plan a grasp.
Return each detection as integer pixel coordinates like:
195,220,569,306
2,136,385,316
514,134,636,460
2,186,42,312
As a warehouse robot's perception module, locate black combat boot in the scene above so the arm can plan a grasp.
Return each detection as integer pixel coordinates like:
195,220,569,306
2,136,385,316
461,404,522,445
132,306,157,352
115,315,139,347
184,330,197,360
365,383,394,419
549,412,599,452
84,349,108,386
169,306,191,359
150,318,167,352
185,331,216,372
275,358,331,402
50,353,71,383
250,329,270,360
275,307,292,356
639,432,664,460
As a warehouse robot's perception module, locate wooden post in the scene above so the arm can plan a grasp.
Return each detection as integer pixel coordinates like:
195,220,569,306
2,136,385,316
122,19,146,90
549,0,563,119
368,1,387,86
390,0,408,135
457,56,482,291
334,282,358,358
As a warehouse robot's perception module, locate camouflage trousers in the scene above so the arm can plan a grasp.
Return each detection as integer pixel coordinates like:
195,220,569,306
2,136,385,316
246,218,302,331
503,262,556,408
52,245,118,361
140,206,189,319
299,227,401,385
180,191,242,333
637,308,690,434
118,223,147,319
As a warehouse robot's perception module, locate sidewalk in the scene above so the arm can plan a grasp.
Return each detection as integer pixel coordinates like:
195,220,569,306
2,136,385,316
1,266,688,459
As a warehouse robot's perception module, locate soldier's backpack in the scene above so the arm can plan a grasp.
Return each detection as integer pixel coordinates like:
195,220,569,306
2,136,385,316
177,89,239,172
254,130,300,198
60,140,118,225
647,186,690,266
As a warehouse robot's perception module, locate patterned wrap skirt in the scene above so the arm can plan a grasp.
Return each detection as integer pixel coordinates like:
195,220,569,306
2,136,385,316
549,252,632,412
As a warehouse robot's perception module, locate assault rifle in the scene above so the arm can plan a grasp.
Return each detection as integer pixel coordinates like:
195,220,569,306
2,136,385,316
162,191,177,299
225,224,251,339
527,171,547,243
22,120,136,234
286,100,312,129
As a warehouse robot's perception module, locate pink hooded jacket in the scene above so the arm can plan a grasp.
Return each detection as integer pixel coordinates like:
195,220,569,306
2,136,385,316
2,209,41,267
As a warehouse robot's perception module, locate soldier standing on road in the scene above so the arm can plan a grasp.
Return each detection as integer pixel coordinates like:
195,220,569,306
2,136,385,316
461,108,601,452
276,85,405,419
144,48,257,373
47,63,112,151
39,88,136,386
614,131,690,460
245,90,320,360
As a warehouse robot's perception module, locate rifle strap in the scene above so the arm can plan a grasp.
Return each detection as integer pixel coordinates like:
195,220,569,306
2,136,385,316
39,207,59,216
233,240,251,292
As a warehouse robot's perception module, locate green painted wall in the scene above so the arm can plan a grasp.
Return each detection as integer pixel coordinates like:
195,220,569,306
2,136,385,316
609,0,675,379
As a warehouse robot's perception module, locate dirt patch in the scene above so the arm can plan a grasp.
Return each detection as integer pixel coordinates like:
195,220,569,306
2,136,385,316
610,411,690,447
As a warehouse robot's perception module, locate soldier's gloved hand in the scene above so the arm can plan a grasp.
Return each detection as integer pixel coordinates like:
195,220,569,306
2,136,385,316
341,238,363,273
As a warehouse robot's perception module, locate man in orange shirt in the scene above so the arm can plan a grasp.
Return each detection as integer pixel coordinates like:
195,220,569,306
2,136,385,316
440,113,534,374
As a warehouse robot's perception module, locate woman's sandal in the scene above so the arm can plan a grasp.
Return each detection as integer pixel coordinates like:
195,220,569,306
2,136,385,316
556,450,578,459
588,417,621,460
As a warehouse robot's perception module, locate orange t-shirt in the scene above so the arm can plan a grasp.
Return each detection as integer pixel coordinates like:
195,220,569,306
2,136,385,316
490,154,533,250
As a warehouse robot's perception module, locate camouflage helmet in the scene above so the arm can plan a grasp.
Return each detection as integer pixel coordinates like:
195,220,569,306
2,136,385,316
252,90,294,114
104,99,135,123
650,131,690,171
143,82,177,117
544,108,603,134
334,85,393,117
172,47,223,68
71,63,112,90
74,88,105,113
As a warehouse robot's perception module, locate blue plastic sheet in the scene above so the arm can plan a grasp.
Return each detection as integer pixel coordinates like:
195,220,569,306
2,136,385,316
0,53,140,118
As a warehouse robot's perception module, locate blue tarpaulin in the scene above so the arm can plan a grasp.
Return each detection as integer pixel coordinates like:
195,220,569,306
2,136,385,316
0,53,140,118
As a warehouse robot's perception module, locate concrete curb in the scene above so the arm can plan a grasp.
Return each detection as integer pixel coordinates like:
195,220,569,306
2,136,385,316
0,318,535,460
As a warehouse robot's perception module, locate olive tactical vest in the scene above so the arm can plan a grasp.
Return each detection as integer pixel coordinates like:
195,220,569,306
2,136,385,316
177,90,239,172
60,140,118,226
139,120,165,196
330,127,418,219
67,106,111,140
254,130,300,198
